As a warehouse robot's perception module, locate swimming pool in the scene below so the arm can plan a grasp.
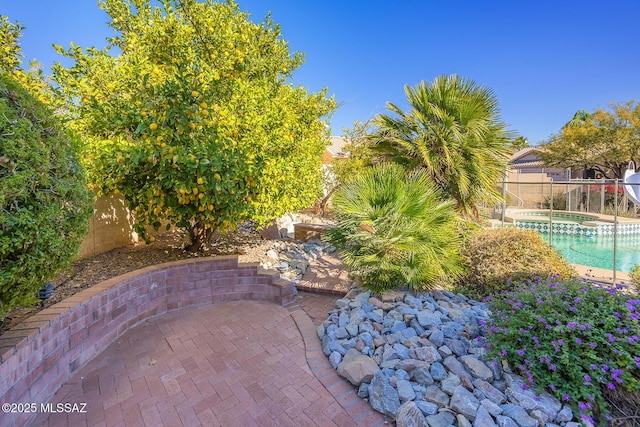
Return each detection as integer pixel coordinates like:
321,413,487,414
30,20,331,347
541,233,640,273
501,209,640,272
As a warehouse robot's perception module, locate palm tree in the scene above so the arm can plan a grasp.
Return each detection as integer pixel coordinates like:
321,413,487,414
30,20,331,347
370,74,513,220
324,163,464,291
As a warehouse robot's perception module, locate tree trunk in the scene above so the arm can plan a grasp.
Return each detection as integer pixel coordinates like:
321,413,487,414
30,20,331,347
185,221,214,252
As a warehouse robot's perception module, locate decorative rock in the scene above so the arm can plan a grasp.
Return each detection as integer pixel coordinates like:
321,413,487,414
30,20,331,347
425,411,455,427
411,367,435,386
529,408,549,426
473,379,507,404
555,405,573,423
424,385,449,407
358,382,369,399
396,401,429,427
450,386,480,420
329,351,342,369
457,414,473,427
441,374,462,395
394,343,411,360
321,289,578,426
445,338,468,357
346,323,359,337
397,379,417,402
425,328,442,345
417,311,442,327
415,399,439,416
460,356,494,382
369,371,401,417
473,405,497,427
480,398,503,417
430,362,448,381
381,290,405,302
443,356,474,391
337,348,379,386
500,404,537,427
495,415,518,427
414,346,442,363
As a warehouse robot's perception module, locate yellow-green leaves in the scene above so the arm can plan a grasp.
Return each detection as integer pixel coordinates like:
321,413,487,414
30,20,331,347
53,0,335,251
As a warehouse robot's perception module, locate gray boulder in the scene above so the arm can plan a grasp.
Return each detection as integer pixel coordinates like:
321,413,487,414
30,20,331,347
396,401,429,427
369,371,401,418
450,385,480,420
336,348,379,386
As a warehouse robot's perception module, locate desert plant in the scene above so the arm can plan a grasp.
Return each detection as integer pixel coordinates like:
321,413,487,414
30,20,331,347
323,163,464,292
369,74,513,221
542,192,567,210
630,265,640,289
484,277,640,425
457,227,576,297
0,73,93,316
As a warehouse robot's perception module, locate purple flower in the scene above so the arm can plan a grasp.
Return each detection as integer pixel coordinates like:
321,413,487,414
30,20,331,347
549,384,556,391
517,349,525,357
563,393,570,402
584,375,591,383
575,338,582,345
590,364,598,370
607,383,616,390
550,365,557,372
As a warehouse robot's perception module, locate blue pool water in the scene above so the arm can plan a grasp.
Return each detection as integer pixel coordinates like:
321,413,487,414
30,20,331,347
541,233,640,272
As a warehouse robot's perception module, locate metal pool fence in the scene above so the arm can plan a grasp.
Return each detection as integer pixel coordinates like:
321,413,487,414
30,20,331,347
494,178,640,284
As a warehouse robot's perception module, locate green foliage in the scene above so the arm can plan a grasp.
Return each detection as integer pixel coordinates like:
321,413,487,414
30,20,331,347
484,277,640,425
542,192,567,210
0,16,53,103
457,227,576,298
369,74,513,221
540,102,640,179
323,163,465,292
630,265,640,288
0,73,93,315
52,0,335,251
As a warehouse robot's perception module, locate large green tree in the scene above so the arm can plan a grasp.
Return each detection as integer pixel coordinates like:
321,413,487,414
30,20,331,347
369,75,512,220
52,0,335,251
540,102,640,179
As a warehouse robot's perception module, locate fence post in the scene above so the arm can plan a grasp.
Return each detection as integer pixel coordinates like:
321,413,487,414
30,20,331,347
549,180,554,245
501,168,507,226
613,179,618,285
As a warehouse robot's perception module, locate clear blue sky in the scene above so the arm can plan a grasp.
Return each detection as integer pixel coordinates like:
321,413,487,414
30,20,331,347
3,0,639,144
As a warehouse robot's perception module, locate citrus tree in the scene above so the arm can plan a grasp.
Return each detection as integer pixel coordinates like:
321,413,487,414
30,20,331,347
52,0,335,251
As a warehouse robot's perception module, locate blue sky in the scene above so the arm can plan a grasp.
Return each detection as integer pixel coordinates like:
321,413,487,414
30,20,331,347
2,0,639,144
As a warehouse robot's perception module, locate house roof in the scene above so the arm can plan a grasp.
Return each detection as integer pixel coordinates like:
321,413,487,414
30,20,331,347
326,136,349,158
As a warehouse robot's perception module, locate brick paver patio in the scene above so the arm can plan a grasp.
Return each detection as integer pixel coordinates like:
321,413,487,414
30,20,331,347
33,255,386,427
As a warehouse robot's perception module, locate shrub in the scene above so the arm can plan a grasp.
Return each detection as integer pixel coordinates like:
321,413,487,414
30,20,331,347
323,163,465,292
631,265,640,289
457,227,576,298
0,73,93,316
484,277,640,425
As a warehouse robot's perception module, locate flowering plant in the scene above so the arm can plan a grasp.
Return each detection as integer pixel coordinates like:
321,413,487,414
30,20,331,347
483,277,640,425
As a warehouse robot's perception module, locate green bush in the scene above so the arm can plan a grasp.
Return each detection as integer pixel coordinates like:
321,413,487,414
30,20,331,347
323,163,464,292
0,73,93,316
630,265,640,289
484,277,640,425
458,227,576,297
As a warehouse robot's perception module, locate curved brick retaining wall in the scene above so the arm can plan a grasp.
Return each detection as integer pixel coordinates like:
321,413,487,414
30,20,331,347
0,256,293,427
